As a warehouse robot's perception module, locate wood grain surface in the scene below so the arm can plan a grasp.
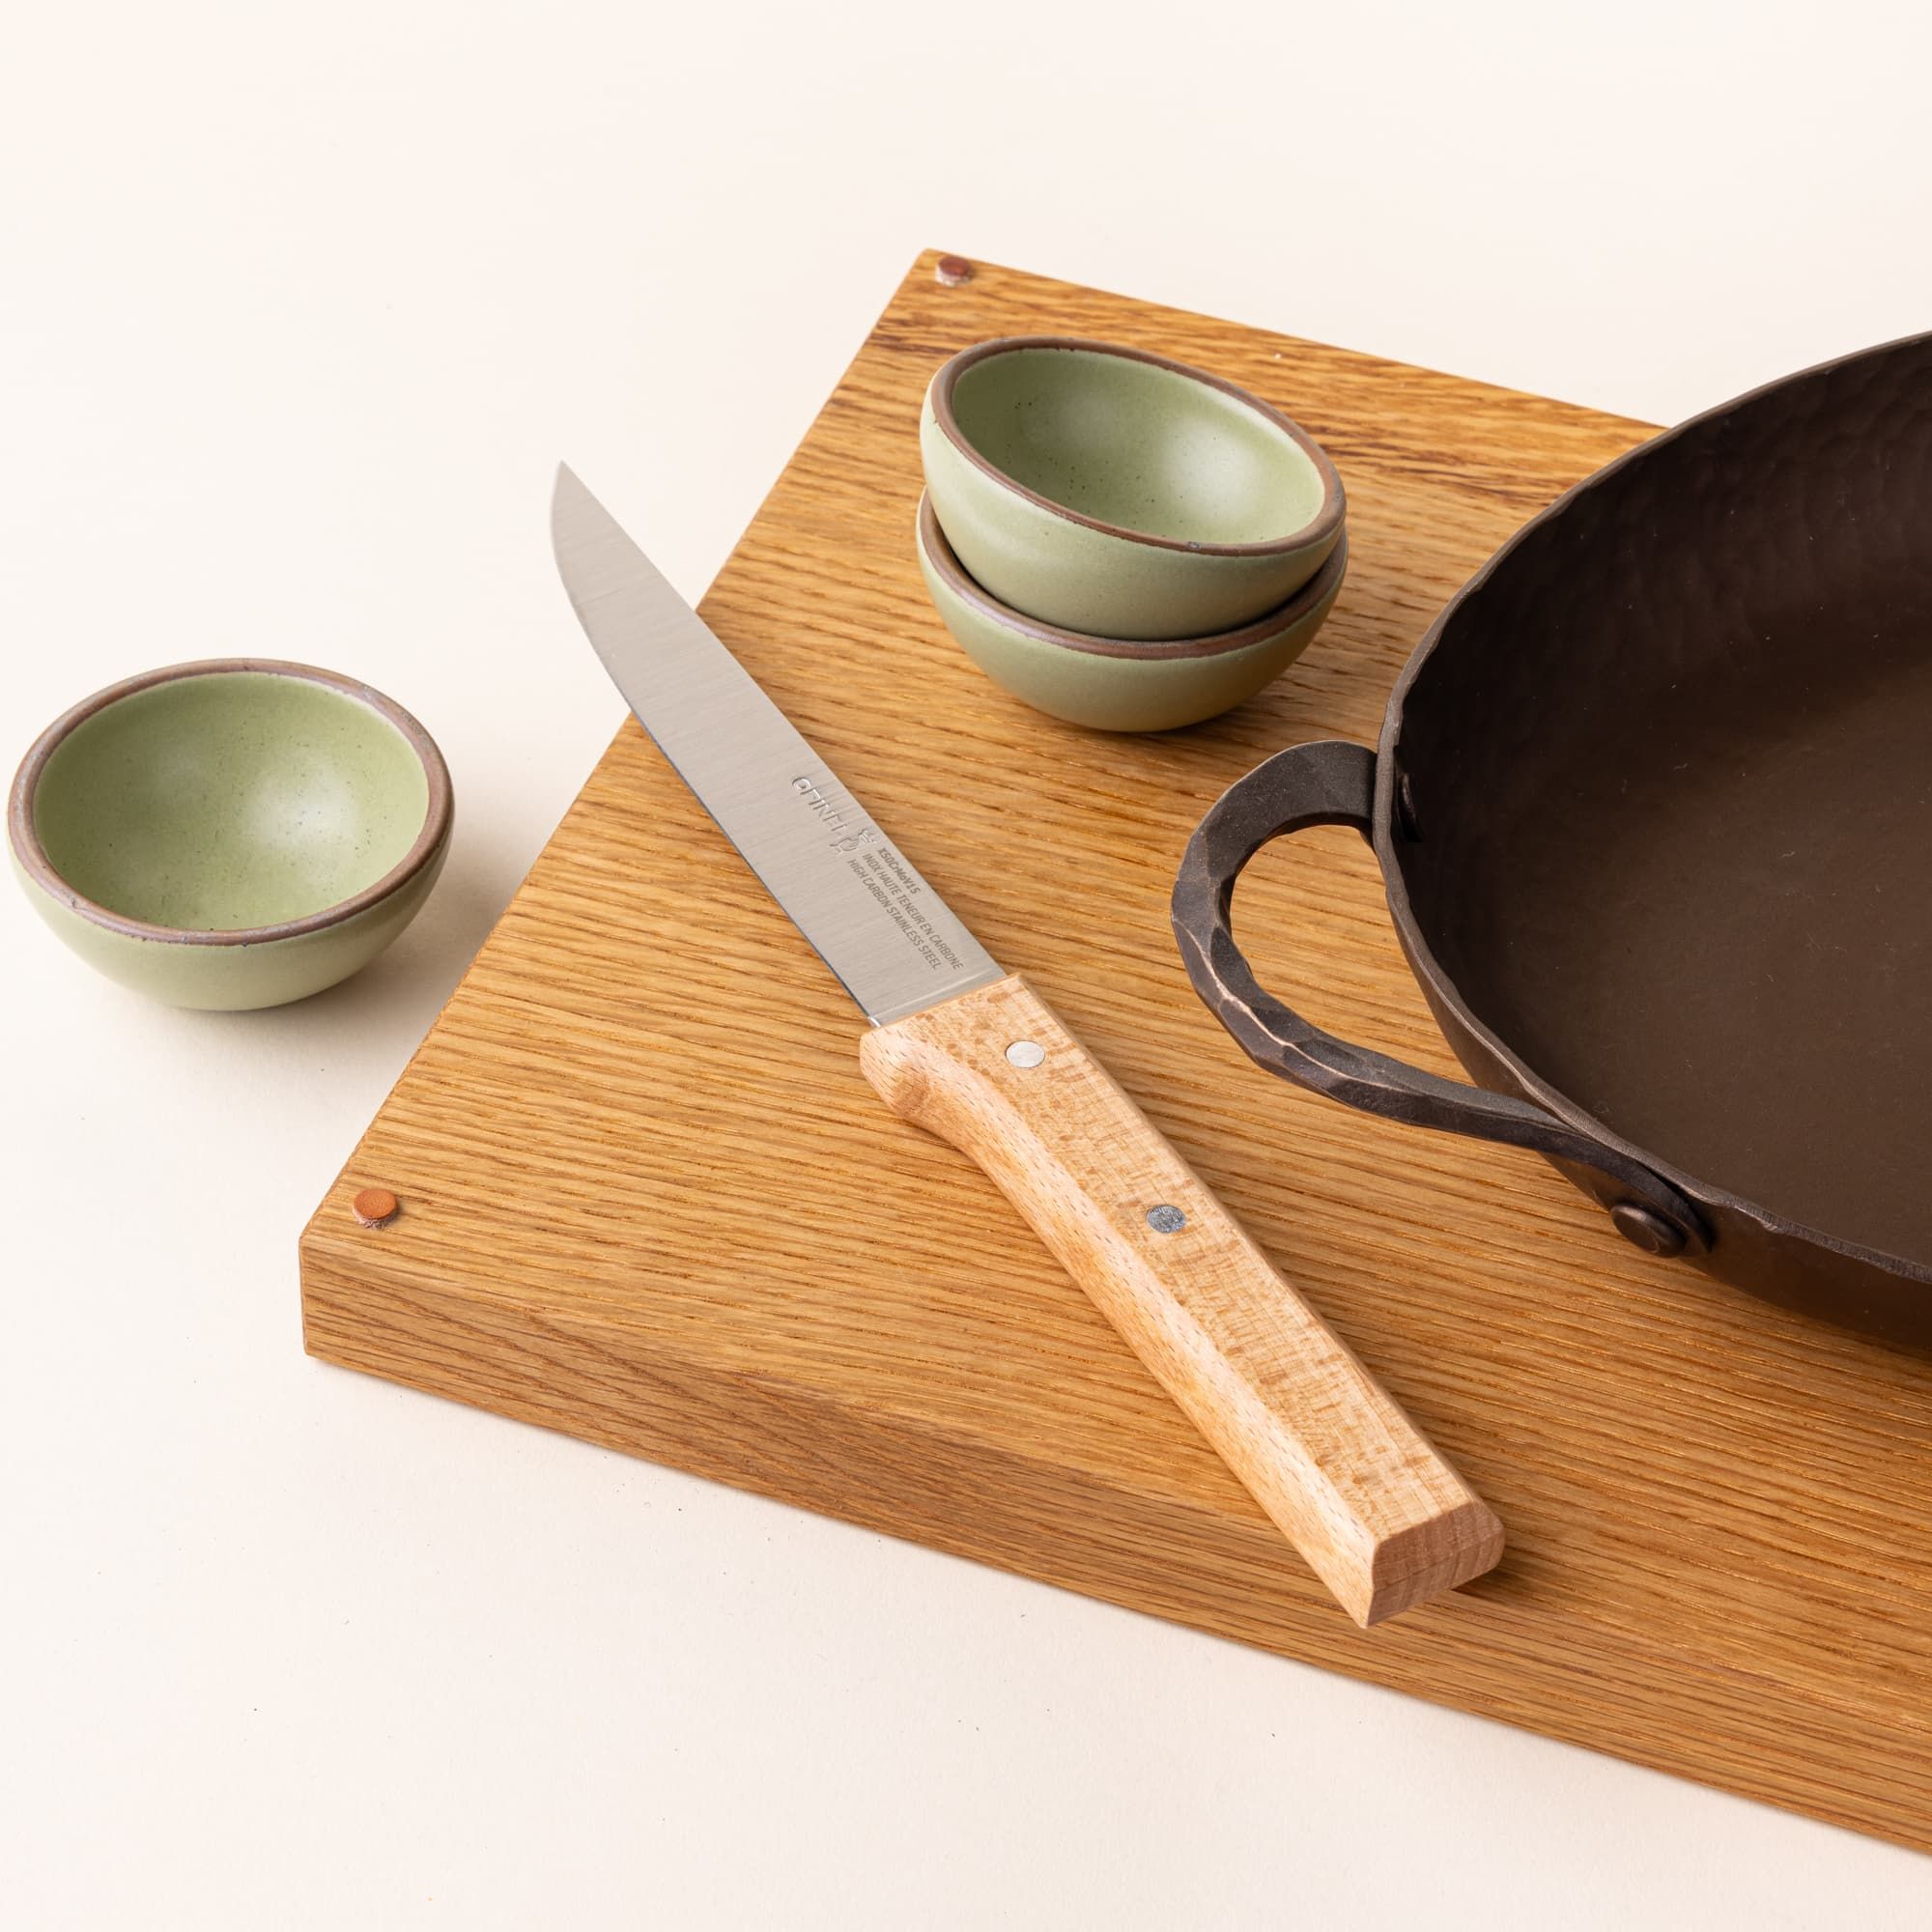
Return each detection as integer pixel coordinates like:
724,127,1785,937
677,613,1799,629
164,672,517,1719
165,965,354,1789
301,251,1932,1853
862,973,1504,1626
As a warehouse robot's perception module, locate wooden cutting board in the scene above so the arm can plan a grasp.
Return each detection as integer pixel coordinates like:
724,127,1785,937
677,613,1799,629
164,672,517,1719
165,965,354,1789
300,252,1932,1853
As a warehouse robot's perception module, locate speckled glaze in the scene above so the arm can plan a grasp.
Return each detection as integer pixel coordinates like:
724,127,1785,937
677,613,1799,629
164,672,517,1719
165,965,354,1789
922,336,1344,640
9,660,452,1009
916,495,1346,732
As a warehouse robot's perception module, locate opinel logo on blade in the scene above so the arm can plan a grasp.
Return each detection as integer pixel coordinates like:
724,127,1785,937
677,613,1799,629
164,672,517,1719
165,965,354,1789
792,775,876,853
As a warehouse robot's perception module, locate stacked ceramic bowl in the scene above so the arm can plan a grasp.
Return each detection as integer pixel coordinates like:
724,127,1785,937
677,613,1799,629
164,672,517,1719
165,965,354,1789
917,336,1347,732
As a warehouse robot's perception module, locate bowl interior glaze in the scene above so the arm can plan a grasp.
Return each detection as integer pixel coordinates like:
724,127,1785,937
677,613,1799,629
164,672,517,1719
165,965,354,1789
32,669,432,932
949,345,1328,546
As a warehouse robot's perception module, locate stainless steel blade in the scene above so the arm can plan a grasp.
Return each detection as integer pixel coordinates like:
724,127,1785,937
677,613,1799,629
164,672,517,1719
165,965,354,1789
551,466,1003,1025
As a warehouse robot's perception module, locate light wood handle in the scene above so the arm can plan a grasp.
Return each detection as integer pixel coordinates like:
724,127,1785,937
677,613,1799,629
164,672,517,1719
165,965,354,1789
860,974,1503,1627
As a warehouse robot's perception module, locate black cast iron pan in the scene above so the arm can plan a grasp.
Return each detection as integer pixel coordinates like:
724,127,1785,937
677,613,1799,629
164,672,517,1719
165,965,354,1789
1173,330,1932,1348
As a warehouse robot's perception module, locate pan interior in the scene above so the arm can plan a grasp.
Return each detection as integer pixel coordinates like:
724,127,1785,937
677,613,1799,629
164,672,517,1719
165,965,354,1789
1394,339,1932,1265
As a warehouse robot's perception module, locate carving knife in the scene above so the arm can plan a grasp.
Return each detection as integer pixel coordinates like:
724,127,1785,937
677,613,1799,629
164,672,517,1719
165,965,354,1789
551,466,1503,1626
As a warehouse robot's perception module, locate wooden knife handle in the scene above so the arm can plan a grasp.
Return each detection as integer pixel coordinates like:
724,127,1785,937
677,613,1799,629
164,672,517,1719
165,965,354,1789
859,974,1503,1627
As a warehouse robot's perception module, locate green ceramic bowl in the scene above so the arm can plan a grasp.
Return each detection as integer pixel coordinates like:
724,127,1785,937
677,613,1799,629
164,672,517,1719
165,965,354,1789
8,659,452,1009
916,494,1347,733
921,336,1344,641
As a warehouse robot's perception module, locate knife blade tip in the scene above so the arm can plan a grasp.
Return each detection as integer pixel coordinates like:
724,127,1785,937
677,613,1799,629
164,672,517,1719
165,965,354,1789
551,463,595,555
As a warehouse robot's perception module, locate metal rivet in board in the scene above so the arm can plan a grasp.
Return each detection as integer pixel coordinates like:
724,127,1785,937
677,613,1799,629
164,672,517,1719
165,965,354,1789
1147,1204,1186,1234
1005,1039,1045,1068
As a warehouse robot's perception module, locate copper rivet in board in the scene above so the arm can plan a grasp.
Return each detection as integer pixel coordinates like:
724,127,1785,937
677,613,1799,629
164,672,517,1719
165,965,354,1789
352,1187,401,1229
935,254,974,287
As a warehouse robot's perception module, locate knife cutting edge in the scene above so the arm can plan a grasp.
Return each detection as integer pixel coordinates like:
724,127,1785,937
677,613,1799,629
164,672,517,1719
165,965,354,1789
550,464,1503,1626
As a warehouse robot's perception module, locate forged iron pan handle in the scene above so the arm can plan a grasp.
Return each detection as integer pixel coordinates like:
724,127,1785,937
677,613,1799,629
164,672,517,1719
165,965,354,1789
1171,739,1710,1260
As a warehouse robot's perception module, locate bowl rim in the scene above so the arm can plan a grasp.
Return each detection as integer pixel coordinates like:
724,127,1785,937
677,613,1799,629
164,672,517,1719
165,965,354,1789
927,334,1346,558
8,657,454,947
917,493,1347,660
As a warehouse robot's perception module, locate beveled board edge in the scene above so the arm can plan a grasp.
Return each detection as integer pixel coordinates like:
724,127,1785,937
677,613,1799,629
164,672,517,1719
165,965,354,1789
298,1236,1932,1852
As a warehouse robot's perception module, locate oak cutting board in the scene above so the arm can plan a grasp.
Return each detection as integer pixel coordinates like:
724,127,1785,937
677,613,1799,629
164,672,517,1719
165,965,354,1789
301,251,1932,1853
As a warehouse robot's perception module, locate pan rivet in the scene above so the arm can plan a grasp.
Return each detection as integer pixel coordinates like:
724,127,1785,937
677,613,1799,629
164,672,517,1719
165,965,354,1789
1147,1204,1186,1234
1609,1202,1688,1258
1005,1038,1045,1068
1395,771,1421,840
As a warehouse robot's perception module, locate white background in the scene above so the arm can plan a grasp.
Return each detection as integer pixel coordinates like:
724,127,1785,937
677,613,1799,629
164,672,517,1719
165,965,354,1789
5,3,1929,1924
